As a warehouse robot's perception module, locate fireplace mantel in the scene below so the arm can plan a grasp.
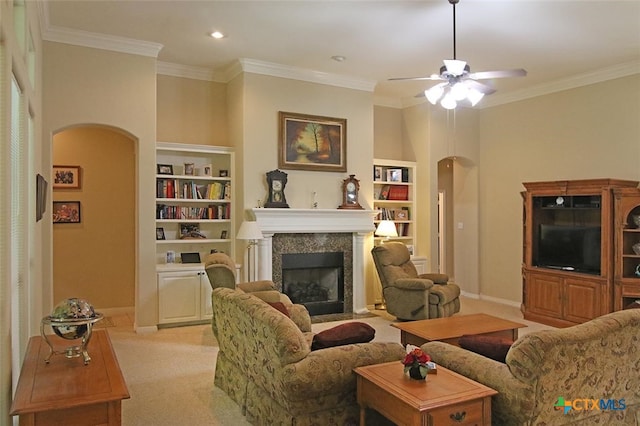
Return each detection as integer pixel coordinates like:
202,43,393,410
252,208,376,233
252,208,377,314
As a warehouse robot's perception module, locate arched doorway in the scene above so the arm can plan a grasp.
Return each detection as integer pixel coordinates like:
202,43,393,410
52,125,136,317
436,155,479,295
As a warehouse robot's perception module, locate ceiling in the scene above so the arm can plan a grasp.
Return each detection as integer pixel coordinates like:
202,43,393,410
43,0,640,107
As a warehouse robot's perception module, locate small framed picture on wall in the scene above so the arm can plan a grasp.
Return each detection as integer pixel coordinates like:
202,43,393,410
53,165,81,189
52,201,81,224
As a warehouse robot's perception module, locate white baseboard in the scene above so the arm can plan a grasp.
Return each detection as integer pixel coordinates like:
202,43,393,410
461,291,522,309
135,325,158,334
95,306,134,316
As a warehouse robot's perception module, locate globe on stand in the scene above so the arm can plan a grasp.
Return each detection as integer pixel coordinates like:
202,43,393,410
40,298,103,365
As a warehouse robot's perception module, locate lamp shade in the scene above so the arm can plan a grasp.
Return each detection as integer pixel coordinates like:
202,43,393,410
375,220,398,238
236,221,263,240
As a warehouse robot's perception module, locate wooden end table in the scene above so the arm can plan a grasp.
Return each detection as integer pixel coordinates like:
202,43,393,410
391,313,527,347
10,329,130,426
355,361,497,426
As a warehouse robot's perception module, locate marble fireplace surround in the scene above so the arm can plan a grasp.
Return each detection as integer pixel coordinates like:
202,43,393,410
252,208,377,314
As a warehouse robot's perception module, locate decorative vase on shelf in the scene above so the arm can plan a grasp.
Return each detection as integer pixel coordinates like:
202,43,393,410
635,264,640,278
633,215,640,229
632,243,640,256
408,366,427,381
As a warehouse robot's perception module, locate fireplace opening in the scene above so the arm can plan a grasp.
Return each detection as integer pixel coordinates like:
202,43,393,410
282,252,344,316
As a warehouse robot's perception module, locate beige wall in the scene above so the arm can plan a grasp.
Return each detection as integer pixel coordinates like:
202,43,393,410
374,106,407,161
43,42,158,329
52,126,135,309
157,75,228,146
240,73,374,212
237,72,377,302
478,75,640,303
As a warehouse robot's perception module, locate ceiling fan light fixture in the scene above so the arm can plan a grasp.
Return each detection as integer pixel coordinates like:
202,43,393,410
450,82,469,101
425,83,445,105
440,93,457,110
443,59,467,76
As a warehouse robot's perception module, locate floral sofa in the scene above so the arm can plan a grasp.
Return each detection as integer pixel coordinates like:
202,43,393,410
422,309,640,425
211,287,405,425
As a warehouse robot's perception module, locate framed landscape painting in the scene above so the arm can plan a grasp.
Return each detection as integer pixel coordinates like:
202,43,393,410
278,111,347,172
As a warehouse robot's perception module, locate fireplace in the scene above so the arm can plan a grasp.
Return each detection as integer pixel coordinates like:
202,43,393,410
252,208,377,315
282,252,345,316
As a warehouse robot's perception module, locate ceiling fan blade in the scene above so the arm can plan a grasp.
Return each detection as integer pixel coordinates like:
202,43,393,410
468,69,527,80
388,75,445,82
465,79,496,95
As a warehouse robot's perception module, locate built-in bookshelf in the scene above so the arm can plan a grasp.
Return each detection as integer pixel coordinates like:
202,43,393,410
372,159,417,251
155,142,235,265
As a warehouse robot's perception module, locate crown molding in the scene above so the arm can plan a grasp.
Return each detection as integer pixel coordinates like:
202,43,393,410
156,61,227,82
235,58,376,92
373,96,403,109
479,60,640,108
41,25,163,58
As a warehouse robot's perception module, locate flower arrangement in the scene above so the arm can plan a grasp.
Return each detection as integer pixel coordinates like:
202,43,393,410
402,345,435,379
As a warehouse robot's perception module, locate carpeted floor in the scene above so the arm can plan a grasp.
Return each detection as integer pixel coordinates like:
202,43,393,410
106,296,553,425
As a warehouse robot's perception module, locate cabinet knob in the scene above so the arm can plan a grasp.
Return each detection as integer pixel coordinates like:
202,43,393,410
449,411,466,422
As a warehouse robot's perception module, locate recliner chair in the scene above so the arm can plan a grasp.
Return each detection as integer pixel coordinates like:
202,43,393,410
203,252,305,320
371,242,460,320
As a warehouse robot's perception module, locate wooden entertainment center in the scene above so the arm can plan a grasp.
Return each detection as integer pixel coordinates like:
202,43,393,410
522,179,640,328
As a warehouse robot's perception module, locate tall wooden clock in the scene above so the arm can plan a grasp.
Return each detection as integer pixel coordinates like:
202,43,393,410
338,174,363,210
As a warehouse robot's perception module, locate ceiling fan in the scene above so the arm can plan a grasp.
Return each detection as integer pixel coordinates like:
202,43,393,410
390,0,526,109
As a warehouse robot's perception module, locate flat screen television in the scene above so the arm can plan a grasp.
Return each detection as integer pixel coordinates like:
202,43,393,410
534,224,601,274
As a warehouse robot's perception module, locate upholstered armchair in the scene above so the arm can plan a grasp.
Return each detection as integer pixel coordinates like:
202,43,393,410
422,309,640,424
204,252,237,290
371,242,460,321
204,252,310,331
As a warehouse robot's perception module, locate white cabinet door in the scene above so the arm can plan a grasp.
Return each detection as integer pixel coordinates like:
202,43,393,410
158,270,202,324
411,256,428,275
200,273,213,319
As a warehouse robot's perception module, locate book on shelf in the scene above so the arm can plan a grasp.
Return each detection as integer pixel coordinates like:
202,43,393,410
156,204,230,220
387,185,409,201
379,185,390,200
157,178,177,198
376,207,410,221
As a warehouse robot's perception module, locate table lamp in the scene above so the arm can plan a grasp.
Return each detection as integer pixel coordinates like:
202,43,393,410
236,220,263,281
374,220,398,310
375,220,398,241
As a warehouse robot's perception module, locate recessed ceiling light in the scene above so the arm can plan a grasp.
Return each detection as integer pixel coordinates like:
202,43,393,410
210,31,225,39
331,55,346,62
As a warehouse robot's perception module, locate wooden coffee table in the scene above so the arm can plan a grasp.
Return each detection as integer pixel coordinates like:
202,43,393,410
391,313,526,347
10,329,130,425
355,361,497,425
